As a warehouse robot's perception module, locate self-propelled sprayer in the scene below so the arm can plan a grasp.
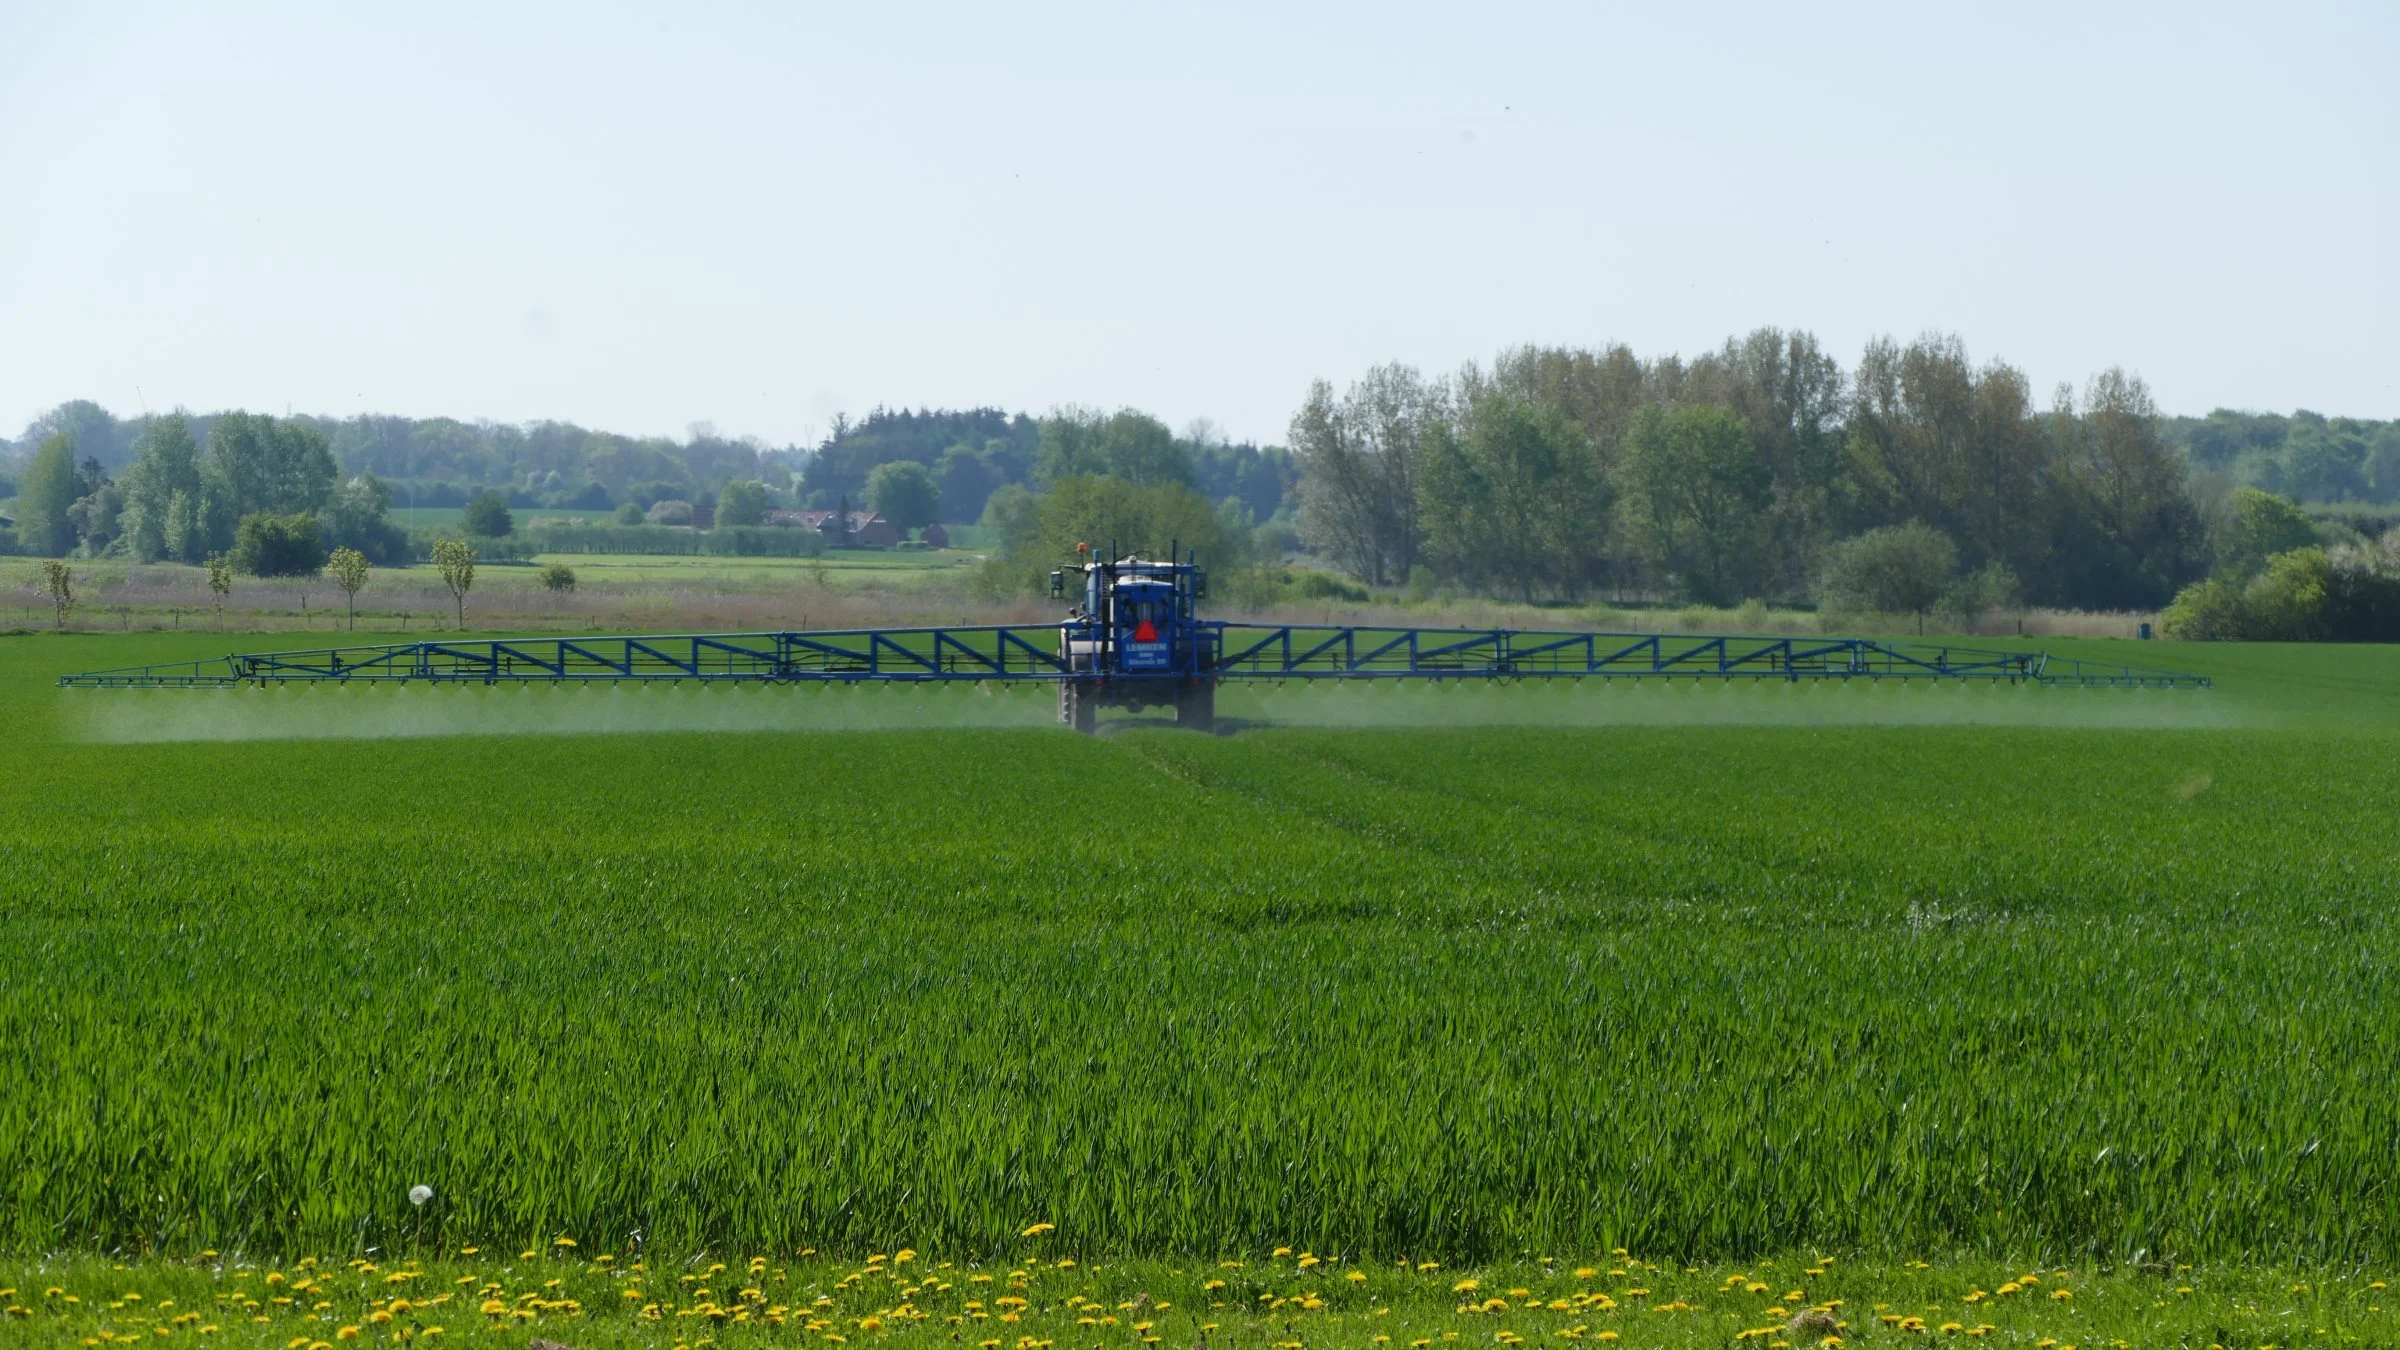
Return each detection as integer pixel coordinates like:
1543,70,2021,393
56,542,2212,729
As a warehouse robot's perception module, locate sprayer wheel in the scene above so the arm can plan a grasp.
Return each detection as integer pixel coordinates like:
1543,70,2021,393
1175,680,1215,733
1060,681,1097,734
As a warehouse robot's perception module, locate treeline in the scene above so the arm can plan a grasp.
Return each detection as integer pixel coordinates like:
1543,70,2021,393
5,411,412,571
2,401,1298,529
1296,331,2268,612
1,400,806,518
2165,409,2400,503
10,348,2391,632
0,399,1302,586
804,406,1292,525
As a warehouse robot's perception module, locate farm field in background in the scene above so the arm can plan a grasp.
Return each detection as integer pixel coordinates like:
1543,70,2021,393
6,635,2400,1289
8,551,2194,642
375,508,999,550
537,550,979,583
0,551,1014,635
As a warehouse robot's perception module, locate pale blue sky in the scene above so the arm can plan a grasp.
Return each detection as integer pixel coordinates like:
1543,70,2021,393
2,2,2392,448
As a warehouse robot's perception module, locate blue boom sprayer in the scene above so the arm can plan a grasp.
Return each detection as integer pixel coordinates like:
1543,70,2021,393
54,539,2212,729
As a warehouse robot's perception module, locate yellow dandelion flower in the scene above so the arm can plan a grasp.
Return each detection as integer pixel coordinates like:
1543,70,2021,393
2051,1290,2071,1301
552,1237,576,1249
1019,1224,1054,1238
336,1329,360,1342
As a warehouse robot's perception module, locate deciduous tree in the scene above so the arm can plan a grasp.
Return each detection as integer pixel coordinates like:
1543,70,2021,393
715,479,772,526
116,414,205,562
40,559,72,628
1416,395,1609,602
864,461,940,533
1620,405,1773,605
432,537,477,627
18,431,80,557
1290,366,1443,586
2211,487,2316,584
205,552,233,628
461,489,514,538
327,546,370,630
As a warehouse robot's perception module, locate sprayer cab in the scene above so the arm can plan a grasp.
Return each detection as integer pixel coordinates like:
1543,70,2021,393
1048,548,1223,732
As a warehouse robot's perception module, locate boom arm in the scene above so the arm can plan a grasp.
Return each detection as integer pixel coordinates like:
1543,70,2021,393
54,624,2210,690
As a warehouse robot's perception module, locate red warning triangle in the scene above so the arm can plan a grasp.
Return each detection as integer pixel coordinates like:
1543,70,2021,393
1134,619,1159,641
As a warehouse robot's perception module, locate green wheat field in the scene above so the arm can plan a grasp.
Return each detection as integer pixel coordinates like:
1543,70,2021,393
4,631,2397,1349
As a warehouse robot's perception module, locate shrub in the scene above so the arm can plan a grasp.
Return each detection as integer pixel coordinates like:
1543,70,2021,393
539,563,577,594
2164,534,2400,641
1819,523,1958,621
2160,579,2250,640
230,512,328,577
1294,569,1369,602
2240,548,2334,641
1939,562,2023,627
1254,519,1302,558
